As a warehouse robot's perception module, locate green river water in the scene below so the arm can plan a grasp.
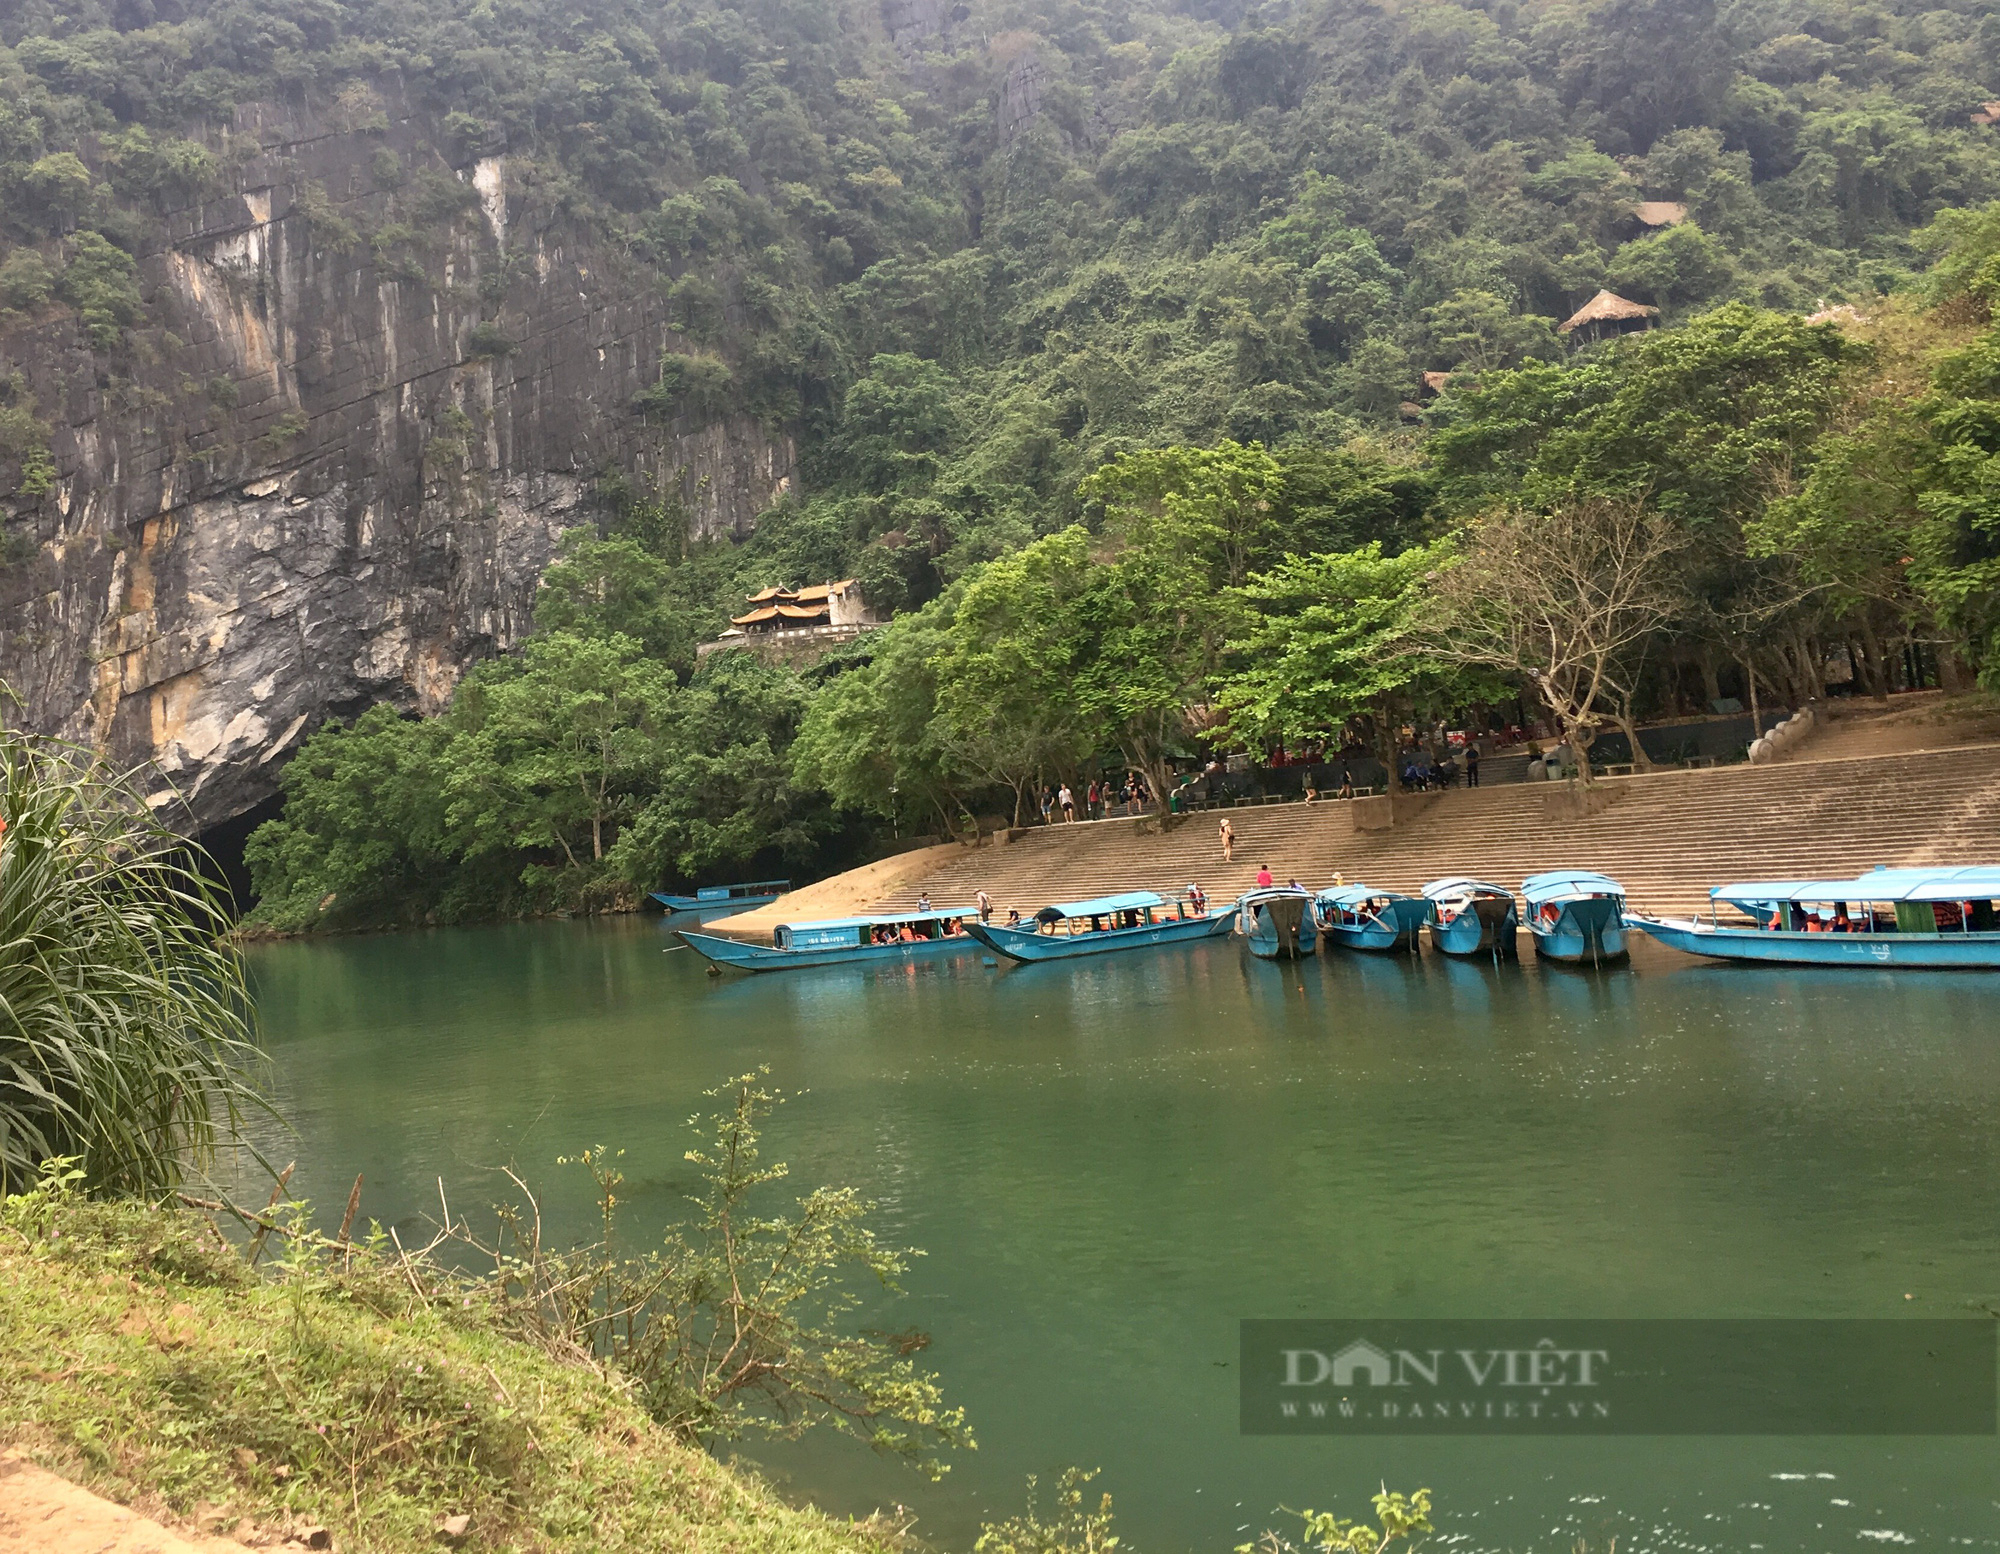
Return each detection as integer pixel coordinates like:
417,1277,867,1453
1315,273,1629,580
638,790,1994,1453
243,915,2000,1553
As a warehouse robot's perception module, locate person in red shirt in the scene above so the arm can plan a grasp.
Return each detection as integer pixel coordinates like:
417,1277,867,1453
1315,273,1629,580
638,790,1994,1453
1256,864,1274,888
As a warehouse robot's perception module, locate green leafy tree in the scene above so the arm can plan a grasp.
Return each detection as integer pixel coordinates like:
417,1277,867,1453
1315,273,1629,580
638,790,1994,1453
446,632,675,887
533,530,692,665
243,704,460,931
934,538,1103,824
612,651,833,880
1214,540,1479,791
792,600,973,837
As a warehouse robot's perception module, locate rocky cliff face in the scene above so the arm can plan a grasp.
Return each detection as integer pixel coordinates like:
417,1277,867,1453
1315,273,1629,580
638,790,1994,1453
0,84,794,829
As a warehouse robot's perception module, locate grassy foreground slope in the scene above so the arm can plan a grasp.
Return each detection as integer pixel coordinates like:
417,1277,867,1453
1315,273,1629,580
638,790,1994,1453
0,1191,895,1554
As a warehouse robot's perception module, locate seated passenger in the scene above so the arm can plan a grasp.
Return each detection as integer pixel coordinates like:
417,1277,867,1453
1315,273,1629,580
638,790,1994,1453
899,923,916,942
1832,909,1853,933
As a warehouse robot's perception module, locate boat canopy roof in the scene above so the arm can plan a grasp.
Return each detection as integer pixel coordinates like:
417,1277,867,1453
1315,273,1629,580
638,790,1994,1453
1045,890,1166,918
1522,870,1625,903
1237,885,1312,905
1319,883,1411,907
775,908,968,932
1421,877,1514,901
1714,866,2000,906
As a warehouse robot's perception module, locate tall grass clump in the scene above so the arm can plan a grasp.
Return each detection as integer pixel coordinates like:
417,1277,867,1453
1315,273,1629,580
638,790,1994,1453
0,721,264,1194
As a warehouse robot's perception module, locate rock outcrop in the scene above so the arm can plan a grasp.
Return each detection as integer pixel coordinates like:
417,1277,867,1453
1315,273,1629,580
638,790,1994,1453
0,84,793,829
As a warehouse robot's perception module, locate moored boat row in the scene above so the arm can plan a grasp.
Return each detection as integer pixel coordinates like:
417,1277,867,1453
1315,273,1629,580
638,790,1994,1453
674,864,2000,974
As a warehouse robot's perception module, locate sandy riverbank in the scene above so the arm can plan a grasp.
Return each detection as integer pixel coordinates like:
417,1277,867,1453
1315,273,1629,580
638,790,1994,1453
697,843,968,940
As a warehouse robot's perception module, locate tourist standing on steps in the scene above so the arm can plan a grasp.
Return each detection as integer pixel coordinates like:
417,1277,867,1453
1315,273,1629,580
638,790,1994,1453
1059,782,1075,822
1040,786,1054,825
1187,882,1207,914
917,892,931,912
976,889,992,923
1465,743,1481,787
1219,816,1236,862
1256,864,1274,888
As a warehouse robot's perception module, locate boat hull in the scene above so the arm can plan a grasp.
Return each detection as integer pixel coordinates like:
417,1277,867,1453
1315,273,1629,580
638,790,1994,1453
652,891,782,912
679,928,982,972
967,911,1235,963
1319,898,1429,954
1428,898,1518,958
1628,915,2000,968
1242,896,1319,959
1530,897,1628,964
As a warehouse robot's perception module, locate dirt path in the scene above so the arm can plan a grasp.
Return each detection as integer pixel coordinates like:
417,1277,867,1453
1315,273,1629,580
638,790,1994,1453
0,1453,243,1554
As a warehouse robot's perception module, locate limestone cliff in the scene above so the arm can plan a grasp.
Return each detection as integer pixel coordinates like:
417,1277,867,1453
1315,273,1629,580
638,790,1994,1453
0,85,794,829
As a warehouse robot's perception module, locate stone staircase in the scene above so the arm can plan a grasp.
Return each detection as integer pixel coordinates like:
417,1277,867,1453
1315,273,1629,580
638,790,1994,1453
872,743,2000,922
1783,692,2000,764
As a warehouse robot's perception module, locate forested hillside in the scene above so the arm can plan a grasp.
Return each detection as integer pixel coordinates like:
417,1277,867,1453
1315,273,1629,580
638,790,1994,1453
4,0,1998,925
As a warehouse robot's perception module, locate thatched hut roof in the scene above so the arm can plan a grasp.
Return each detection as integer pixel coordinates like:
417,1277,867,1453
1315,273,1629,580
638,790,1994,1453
1632,200,1688,227
1421,371,1454,393
1558,290,1658,335
1971,101,2000,126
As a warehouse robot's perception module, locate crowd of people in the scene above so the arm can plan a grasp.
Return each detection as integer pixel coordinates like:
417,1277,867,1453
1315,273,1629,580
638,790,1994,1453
1038,774,1154,823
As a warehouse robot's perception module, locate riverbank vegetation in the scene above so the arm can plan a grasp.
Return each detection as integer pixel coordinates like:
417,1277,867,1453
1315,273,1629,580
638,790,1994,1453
247,204,2000,924
6,0,1997,915
0,725,265,1195
0,1174,909,1554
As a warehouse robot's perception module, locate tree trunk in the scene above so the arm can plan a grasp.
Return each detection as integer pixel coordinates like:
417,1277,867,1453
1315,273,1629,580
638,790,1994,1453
1792,634,1823,701
1559,713,1597,787
1698,648,1723,712
1940,645,1977,693
1373,713,1403,795
1858,619,1891,702
1616,707,1656,770
1740,655,1763,738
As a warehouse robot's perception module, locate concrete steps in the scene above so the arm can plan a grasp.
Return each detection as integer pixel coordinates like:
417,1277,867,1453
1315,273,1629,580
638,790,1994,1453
872,744,2000,921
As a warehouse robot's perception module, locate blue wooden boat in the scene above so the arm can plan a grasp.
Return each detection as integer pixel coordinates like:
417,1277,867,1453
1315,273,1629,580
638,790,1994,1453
1626,865,2000,969
1237,887,1319,959
1422,877,1519,959
1314,884,1429,954
651,878,791,912
1522,870,1628,965
965,890,1235,963
679,908,979,972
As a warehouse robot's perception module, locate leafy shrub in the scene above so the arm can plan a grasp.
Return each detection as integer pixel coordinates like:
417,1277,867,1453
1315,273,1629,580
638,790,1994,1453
0,723,265,1195
18,152,93,227
292,181,360,254
0,246,55,311
465,320,515,358
407,168,478,226
633,352,734,420
57,231,142,350
0,384,56,499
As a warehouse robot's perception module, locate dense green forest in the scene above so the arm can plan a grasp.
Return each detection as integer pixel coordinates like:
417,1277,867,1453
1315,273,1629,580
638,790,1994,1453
4,0,1997,924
